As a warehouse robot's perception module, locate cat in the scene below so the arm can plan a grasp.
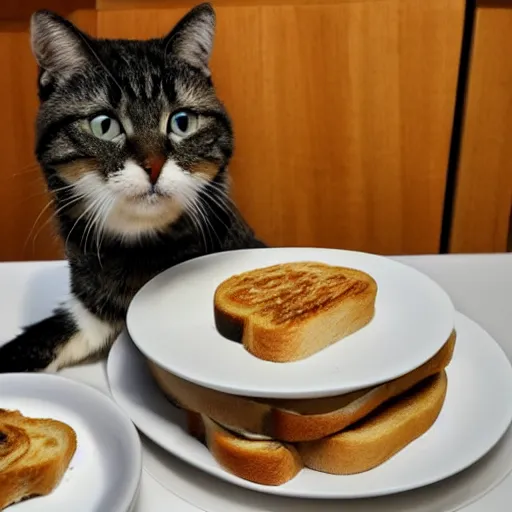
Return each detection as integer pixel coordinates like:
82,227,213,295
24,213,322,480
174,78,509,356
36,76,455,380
0,3,266,373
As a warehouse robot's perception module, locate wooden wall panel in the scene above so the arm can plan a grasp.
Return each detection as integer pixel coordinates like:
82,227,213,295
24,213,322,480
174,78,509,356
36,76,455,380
0,0,465,261
99,0,464,254
0,1,94,22
0,24,52,262
449,5,512,254
0,10,95,262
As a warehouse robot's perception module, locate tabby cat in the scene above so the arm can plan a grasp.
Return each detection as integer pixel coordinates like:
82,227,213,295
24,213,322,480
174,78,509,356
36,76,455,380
0,3,265,373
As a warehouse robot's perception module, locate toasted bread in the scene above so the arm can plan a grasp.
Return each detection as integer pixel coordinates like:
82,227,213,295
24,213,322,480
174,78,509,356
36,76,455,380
0,412,30,473
187,412,303,486
0,409,77,510
148,330,455,442
214,261,378,362
297,371,448,475
187,372,448,485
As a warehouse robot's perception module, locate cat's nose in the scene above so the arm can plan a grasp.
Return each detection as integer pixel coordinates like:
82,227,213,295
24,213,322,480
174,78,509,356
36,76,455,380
143,155,166,185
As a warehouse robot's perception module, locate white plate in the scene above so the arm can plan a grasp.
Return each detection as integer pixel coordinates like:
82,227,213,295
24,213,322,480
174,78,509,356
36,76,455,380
0,373,142,512
141,425,512,512
108,312,512,499
126,248,455,398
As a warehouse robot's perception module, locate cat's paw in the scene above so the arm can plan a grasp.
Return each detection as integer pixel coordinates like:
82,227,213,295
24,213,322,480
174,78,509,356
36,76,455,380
0,339,51,373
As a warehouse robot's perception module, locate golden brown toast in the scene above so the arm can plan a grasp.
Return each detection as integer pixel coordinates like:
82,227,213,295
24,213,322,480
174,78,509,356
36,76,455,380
214,261,378,362
0,409,77,510
297,371,448,475
148,330,455,442
187,371,448,485
187,412,303,486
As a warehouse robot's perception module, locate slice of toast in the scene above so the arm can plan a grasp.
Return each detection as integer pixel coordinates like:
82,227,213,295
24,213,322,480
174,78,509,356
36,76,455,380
214,261,378,362
297,371,448,475
148,330,455,442
0,409,77,510
187,412,303,486
186,371,448,485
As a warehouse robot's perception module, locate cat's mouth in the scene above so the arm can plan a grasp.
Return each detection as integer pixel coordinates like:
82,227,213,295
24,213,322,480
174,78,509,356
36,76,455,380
125,186,172,203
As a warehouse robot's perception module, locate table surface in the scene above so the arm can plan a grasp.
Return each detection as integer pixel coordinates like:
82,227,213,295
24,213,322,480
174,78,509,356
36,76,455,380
0,253,511,511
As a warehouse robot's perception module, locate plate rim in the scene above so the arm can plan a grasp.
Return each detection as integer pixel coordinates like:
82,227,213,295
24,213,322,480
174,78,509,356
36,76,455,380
126,247,456,399
0,372,142,511
108,312,512,499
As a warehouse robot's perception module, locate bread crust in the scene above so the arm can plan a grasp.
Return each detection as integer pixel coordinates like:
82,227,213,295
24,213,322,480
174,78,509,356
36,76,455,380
186,372,448,485
0,410,77,510
213,262,378,362
189,413,303,486
297,371,448,475
148,330,455,442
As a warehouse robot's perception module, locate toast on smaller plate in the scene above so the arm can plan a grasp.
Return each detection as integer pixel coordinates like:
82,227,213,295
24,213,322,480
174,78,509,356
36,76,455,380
0,409,77,510
214,261,378,362
187,371,448,485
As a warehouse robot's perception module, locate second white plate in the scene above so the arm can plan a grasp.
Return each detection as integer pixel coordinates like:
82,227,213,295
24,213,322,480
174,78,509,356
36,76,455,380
126,248,455,398
108,312,512,499
0,373,142,511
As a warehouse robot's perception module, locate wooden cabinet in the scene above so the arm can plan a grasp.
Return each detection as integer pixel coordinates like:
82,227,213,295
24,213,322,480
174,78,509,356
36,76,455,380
449,2,512,254
0,0,509,261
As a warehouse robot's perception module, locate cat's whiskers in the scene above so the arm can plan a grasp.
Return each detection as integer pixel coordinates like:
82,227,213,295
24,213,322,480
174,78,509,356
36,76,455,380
9,163,41,178
83,191,107,253
84,190,112,264
195,198,222,248
24,198,56,255
95,193,115,257
200,194,231,234
81,190,112,254
202,187,236,222
186,199,209,251
95,195,116,266
204,179,237,209
196,176,239,231
26,189,78,249
26,191,88,254
67,191,107,253
177,180,211,250
51,183,79,194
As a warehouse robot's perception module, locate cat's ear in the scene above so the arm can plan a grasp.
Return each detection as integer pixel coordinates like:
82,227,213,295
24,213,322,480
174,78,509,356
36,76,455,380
164,3,216,75
30,10,92,86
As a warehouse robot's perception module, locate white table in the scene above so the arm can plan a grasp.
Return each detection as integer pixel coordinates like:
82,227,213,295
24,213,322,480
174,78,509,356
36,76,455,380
1,253,511,511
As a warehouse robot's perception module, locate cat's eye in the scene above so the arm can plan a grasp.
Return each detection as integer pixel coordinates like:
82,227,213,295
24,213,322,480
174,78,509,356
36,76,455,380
89,115,122,141
168,111,199,138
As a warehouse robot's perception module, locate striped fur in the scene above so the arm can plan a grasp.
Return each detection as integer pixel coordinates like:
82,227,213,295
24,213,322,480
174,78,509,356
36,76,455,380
0,3,265,373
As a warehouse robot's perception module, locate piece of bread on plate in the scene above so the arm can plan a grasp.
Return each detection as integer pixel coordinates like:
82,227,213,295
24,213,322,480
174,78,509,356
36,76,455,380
187,411,303,486
147,330,455,442
297,371,448,475
0,409,77,510
187,371,448,484
213,261,378,362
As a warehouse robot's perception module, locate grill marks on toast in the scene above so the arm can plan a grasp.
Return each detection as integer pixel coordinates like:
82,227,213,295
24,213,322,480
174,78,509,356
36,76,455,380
214,261,378,361
224,263,370,325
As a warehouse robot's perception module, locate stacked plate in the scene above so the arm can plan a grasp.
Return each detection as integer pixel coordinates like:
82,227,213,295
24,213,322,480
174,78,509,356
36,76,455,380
107,247,512,499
